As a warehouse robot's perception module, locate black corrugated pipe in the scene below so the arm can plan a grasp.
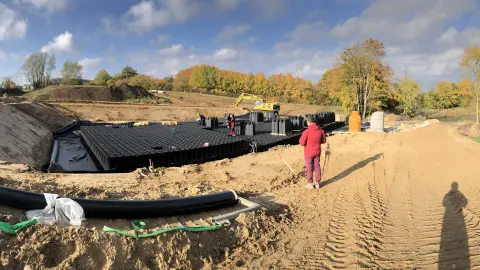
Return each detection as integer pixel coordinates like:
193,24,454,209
0,186,239,219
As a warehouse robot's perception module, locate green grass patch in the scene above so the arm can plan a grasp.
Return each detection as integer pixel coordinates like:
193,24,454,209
472,136,480,143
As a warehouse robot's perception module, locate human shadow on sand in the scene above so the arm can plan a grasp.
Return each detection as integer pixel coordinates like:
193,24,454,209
438,182,470,270
319,153,383,188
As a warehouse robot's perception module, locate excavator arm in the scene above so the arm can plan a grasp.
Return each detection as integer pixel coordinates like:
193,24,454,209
235,93,260,106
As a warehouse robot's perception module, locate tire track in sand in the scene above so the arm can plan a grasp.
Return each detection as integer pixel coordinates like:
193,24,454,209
282,153,345,270
377,156,416,269
321,183,352,269
352,158,388,269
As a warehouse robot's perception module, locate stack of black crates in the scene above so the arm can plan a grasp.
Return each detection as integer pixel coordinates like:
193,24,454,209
265,111,277,122
246,121,255,136
289,116,305,131
234,120,246,135
206,117,219,129
272,118,292,135
304,112,336,127
249,111,264,123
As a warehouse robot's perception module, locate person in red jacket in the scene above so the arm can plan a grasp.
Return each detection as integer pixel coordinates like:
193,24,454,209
228,114,236,136
299,116,326,189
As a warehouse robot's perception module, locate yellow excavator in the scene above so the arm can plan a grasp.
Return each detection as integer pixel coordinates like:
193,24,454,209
234,93,280,114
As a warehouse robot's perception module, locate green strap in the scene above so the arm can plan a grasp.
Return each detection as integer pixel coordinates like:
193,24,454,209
103,221,223,239
0,219,37,235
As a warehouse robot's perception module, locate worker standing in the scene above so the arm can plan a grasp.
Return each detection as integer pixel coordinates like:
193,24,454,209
299,116,326,189
229,114,236,136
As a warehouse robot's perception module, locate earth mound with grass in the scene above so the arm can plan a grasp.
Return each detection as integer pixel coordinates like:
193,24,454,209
25,83,170,103
458,121,480,141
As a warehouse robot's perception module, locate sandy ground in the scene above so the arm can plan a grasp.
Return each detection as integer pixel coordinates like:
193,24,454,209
1,122,480,269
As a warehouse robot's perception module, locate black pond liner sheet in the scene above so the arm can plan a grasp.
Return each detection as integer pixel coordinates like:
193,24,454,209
0,186,239,219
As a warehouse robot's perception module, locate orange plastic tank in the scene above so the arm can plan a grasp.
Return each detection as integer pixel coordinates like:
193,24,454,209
348,111,361,132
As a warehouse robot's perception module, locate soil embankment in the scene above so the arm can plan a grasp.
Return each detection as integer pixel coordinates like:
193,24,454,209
0,103,72,168
51,103,247,122
25,84,169,103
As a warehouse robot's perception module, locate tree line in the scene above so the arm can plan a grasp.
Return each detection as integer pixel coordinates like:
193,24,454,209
9,41,480,122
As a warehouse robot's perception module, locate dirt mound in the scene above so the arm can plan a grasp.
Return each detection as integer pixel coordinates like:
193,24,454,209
0,209,289,270
458,122,480,138
11,103,73,132
26,84,157,102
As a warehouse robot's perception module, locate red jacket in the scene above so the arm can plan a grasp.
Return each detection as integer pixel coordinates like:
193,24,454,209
299,124,326,158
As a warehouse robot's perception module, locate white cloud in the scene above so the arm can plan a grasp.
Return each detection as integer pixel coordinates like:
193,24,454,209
157,35,169,45
21,0,69,13
331,0,476,46
40,31,75,53
0,4,27,40
216,0,285,18
274,21,324,54
213,48,239,60
436,27,480,49
389,48,464,88
216,0,241,10
159,44,185,56
216,24,251,41
254,0,286,19
294,65,328,78
78,58,102,70
125,0,201,34
0,50,6,60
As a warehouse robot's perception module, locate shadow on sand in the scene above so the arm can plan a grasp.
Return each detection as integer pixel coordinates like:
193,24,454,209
320,153,383,188
439,182,470,269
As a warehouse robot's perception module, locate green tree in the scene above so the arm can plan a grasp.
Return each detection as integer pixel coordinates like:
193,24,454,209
423,91,440,110
22,52,56,90
120,66,138,79
338,39,392,119
436,81,460,109
94,69,112,85
460,45,480,122
61,60,83,85
393,73,420,116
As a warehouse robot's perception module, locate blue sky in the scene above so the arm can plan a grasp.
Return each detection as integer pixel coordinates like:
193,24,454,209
1,0,479,90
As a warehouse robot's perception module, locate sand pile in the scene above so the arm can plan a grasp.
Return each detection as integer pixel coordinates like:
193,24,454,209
26,84,161,103
0,206,290,270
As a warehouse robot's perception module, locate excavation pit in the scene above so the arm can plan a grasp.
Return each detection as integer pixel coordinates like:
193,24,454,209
50,114,344,173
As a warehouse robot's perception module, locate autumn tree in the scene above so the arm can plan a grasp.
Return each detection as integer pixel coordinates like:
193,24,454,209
460,45,480,122
457,80,473,106
61,60,83,85
94,69,112,85
393,72,420,116
1,77,14,90
435,81,460,109
316,67,347,106
338,39,392,119
22,52,56,90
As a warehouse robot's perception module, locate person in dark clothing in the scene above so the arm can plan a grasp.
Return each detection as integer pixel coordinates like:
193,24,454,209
299,115,327,189
198,114,206,125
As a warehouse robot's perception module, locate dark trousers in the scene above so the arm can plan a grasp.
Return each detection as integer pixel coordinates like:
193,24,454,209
304,155,321,183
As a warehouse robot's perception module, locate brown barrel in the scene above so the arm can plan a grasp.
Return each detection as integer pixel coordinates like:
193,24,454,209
348,111,361,132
